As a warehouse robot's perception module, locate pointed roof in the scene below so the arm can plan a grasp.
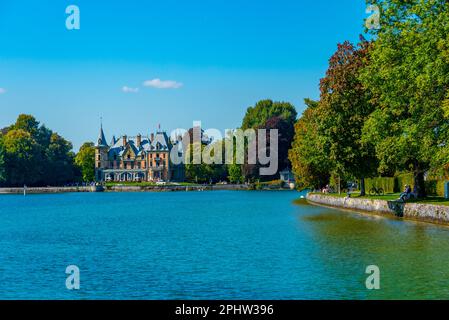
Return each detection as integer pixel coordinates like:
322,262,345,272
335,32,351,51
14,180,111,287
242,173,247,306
151,131,170,150
96,125,108,148
110,135,117,146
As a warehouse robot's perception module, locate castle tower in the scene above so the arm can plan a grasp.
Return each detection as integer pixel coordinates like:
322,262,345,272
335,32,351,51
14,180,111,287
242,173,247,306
95,124,109,181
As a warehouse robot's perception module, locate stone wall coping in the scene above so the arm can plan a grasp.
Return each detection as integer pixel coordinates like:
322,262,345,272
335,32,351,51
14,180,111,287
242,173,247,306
306,193,449,225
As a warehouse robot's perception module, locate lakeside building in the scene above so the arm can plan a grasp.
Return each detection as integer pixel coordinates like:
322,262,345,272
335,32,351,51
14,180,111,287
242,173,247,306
279,169,295,184
95,125,185,182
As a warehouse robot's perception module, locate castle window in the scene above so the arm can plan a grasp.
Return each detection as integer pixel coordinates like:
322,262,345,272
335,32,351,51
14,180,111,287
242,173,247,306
97,162,101,167
127,154,131,160
98,155,101,161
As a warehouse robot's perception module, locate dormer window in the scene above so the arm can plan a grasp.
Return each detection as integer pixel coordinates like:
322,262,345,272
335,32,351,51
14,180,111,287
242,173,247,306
127,154,131,160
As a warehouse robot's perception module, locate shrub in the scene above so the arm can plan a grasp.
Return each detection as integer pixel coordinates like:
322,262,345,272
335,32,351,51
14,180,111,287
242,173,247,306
364,173,447,196
365,177,395,193
425,179,446,197
437,180,446,197
395,173,414,193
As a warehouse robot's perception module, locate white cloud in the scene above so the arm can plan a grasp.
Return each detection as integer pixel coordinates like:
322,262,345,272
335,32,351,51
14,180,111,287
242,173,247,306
143,78,183,89
122,86,139,93
0,88,6,94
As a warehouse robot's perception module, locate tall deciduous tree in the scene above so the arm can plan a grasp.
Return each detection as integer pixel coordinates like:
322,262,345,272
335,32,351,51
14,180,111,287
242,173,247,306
1,114,78,186
319,38,377,195
361,0,449,197
184,141,227,184
241,99,297,181
264,116,295,172
2,129,42,186
0,135,6,184
13,114,39,136
228,163,243,184
75,142,96,182
241,99,297,130
45,133,76,185
289,99,331,189
242,116,295,181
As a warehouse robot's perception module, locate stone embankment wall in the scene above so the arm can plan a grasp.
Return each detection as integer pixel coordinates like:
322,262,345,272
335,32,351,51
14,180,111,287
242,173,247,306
0,184,296,194
108,184,250,192
307,193,449,225
0,184,252,194
403,203,449,224
0,186,95,194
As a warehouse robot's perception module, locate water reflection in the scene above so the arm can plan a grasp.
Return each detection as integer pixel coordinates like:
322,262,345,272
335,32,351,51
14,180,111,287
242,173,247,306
297,202,449,299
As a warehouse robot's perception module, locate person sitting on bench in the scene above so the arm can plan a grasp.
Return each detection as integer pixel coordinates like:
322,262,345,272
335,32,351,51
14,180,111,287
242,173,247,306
399,185,412,202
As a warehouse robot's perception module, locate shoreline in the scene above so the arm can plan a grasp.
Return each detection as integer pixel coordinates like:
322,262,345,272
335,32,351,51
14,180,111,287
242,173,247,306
306,193,449,226
0,184,294,194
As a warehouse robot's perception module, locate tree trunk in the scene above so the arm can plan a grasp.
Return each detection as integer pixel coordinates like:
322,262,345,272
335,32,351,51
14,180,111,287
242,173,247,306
360,177,366,196
413,170,426,198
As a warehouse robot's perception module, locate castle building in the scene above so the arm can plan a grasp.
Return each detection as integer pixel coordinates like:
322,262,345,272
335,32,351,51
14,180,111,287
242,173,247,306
95,125,184,182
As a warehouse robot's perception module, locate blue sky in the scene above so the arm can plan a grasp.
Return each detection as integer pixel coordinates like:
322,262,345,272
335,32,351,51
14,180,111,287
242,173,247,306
0,0,369,150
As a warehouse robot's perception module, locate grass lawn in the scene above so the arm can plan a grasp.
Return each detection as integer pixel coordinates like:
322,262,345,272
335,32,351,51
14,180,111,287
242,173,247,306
311,192,401,201
410,197,449,206
312,192,449,206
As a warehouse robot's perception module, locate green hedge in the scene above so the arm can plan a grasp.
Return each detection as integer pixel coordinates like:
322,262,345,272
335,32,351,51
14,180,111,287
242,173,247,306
437,180,446,197
365,177,395,193
395,173,414,193
425,180,437,196
425,179,446,197
365,173,446,196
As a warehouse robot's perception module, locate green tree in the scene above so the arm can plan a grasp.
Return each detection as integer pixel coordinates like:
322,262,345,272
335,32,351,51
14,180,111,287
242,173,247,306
1,114,79,186
184,141,227,183
228,163,243,184
2,129,42,186
289,99,331,189
75,142,96,182
0,114,89,186
361,0,449,197
45,133,76,185
318,38,377,195
241,99,297,130
0,135,6,184
13,114,40,136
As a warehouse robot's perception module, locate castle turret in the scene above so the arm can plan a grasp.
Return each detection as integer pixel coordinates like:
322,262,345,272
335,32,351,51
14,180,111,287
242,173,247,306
110,135,117,146
95,124,109,181
136,134,142,148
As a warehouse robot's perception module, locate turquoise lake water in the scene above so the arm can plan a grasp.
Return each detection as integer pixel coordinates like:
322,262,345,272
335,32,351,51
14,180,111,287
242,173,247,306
0,190,449,299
